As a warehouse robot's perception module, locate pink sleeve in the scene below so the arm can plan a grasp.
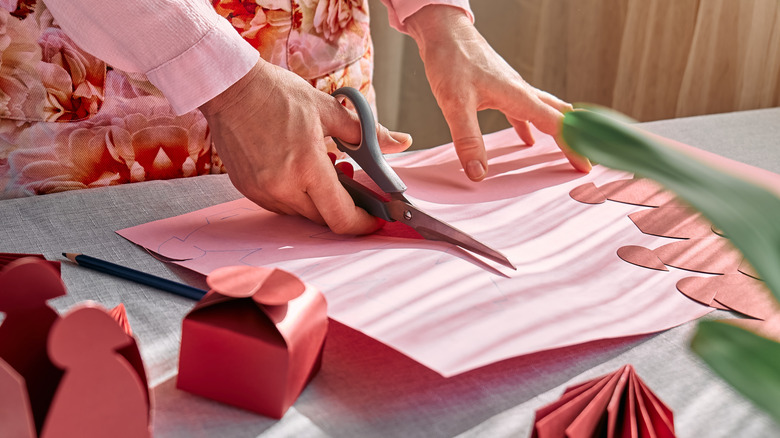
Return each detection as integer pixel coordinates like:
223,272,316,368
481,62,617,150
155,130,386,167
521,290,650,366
42,0,259,115
379,0,474,33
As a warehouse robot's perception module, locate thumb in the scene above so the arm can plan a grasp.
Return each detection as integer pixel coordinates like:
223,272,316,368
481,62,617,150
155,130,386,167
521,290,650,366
377,123,413,154
447,110,487,181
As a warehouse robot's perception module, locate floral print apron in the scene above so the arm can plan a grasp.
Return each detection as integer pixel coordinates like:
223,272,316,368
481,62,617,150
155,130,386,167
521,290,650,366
0,0,374,198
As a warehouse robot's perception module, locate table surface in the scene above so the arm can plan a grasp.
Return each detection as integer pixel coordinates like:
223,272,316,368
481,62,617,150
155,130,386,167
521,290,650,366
2,108,779,437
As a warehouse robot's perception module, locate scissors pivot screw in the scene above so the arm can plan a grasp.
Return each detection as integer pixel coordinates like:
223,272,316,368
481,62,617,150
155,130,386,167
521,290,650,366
403,210,413,221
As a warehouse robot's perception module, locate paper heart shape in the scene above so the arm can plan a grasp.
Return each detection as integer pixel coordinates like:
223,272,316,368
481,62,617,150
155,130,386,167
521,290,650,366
617,245,668,271
207,266,305,306
569,182,606,204
598,178,675,207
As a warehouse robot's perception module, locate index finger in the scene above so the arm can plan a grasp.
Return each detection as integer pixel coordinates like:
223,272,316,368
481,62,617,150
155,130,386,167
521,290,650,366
502,88,591,173
441,97,488,181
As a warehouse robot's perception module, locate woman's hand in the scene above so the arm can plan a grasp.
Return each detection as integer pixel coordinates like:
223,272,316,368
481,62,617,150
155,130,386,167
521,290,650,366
200,59,412,234
405,5,591,181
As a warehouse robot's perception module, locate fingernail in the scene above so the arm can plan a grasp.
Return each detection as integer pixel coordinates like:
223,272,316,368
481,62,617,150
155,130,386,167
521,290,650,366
466,160,486,180
391,131,412,146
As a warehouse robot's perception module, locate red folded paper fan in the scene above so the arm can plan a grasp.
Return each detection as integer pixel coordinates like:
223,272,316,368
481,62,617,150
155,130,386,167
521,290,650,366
532,365,674,438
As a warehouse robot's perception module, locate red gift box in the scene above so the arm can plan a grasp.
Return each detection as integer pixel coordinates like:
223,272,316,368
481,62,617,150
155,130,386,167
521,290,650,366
177,266,328,419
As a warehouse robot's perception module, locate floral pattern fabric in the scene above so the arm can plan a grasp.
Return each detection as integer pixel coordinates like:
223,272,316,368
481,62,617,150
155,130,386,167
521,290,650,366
0,0,374,198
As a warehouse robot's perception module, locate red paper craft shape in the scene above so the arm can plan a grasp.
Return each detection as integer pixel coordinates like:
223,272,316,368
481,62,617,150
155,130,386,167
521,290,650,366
0,258,65,433
0,259,151,437
177,265,328,419
42,304,151,438
532,365,675,438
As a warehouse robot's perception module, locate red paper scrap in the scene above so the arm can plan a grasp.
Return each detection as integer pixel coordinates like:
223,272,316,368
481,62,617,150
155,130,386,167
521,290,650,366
532,365,675,438
177,266,328,419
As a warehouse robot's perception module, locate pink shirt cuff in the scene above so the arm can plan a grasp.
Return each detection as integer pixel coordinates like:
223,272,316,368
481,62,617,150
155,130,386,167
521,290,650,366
381,0,474,33
146,17,259,115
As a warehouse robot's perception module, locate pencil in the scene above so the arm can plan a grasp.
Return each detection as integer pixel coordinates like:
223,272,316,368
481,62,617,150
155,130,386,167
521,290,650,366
63,253,207,300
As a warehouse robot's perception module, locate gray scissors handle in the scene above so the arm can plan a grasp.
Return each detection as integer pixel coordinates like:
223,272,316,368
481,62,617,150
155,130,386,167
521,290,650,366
331,87,406,194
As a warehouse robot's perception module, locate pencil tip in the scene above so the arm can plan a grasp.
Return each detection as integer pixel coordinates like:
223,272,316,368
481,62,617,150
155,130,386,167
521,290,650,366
62,253,78,263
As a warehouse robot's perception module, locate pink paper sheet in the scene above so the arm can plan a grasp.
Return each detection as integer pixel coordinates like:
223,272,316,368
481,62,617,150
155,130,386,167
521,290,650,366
117,127,745,377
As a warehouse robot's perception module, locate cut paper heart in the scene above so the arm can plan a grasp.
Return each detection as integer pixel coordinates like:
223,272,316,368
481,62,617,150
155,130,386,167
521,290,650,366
178,266,328,419
569,182,607,204
532,365,674,438
570,172,767,322
597,178,676,207
617,246,668,271
654,238,743,275
677,274,776,321
675,276,730,310
628,207,714,239
206,265,305,305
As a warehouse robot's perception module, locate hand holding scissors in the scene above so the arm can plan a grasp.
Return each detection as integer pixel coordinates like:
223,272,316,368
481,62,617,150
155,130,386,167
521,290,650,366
331,87,515,270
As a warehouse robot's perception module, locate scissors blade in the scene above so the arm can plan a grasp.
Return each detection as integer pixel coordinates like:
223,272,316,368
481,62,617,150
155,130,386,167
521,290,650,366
386,199,516,270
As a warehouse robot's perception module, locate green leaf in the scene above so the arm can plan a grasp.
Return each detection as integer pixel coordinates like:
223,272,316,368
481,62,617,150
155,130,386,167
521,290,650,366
562,110,780,304
691,320,780,423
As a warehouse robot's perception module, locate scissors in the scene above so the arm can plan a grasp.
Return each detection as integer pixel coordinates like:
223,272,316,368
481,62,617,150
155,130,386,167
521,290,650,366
330,87,515,270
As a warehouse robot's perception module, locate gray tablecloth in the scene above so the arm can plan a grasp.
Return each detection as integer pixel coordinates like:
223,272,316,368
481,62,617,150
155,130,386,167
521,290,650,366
1,108,779,437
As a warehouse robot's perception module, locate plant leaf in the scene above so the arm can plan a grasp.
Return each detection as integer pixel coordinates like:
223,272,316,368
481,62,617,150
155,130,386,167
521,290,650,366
691,320,780,423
